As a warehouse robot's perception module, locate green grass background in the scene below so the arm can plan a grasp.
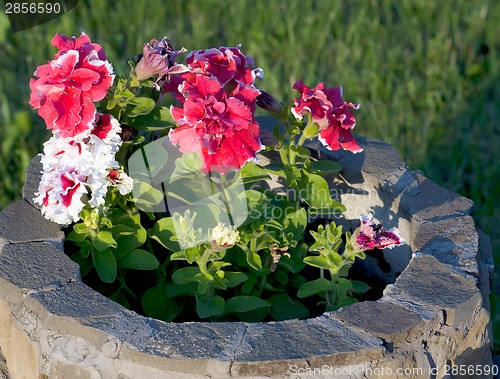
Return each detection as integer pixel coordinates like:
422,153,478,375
1,0,498,351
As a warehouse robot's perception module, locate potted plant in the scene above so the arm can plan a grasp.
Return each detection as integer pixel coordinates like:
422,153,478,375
0,32,493,378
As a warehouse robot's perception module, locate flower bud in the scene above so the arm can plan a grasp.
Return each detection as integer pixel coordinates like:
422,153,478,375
134,38,187,82
210,223,240,251
256,91,283,115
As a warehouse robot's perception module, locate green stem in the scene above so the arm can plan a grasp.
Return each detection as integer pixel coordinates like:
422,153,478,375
320,268,332,308
198,247,212,279
118,275,140,302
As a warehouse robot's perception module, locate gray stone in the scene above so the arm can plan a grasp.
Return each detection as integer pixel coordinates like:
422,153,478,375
413,215,479,276
0,200,63,249
231,316,383,377
401,171,474,223
22,155,42,209
384,254,482,328
477,228,494,310
330,300,423,342
0,241,79,291
30,281,128,319
141,320,246,360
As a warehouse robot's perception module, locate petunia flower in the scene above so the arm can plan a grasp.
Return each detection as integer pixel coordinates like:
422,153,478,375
169,74,263,174
292,80,362,153
29,33,114,138
34,113,124,224
186,45,263,87
210,223,240,251
353,214,404,250
107,169,134,195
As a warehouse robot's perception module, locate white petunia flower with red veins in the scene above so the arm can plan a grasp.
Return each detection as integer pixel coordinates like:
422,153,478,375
35,167,88,225
34,113,124,224
107,169,134,195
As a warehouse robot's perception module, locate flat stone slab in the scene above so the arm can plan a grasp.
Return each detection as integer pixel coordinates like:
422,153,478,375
331,300,423,341
0,241,79,291
0,200,63,248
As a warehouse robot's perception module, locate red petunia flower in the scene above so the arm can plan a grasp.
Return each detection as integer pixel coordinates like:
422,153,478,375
354,214,404,250
292,80,362,153
186,45,263,87
29,33,114,138
169,74,262,174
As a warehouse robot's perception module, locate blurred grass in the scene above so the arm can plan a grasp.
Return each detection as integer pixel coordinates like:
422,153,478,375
0,0,498,350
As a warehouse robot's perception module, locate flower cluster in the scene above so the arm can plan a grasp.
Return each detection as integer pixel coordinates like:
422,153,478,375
165,46,264,173
292,81,362,153
30,33,132,225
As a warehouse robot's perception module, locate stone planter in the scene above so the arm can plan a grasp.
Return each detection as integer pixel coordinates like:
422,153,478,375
0,136,494,379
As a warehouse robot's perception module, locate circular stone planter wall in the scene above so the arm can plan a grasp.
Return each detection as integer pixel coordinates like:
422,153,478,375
0,136,494,378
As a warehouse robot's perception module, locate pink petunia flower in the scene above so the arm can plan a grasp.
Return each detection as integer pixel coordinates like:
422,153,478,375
169,74,263,174
29,33,114,138
353,214,404,250
292,80,362,153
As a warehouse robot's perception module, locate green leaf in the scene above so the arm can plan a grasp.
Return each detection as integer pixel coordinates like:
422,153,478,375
223,272,248,288
170,152,203,182
128,106,175,129
297,172,345,211
224,296,270,314
268,294,309,321
73,222,89,235
297,278,332,298
239,163,270,184
92,231,117,252
196,294,225,318
114,225,147,260
172,267,201,285
309,160,342,174
278,244,307,273
117,249,159,270
303,255,332,269
241,274,259,294
351,280,371,294
66,230,87,242
263,162,285,176
283,207,307,241
290,145,311,158
92,249,117,283
246,251,262,271
127,97,156,117
149,217,181,251
164,282,197,297
142,283,183,322
170,247,199,264
132,181,165,210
